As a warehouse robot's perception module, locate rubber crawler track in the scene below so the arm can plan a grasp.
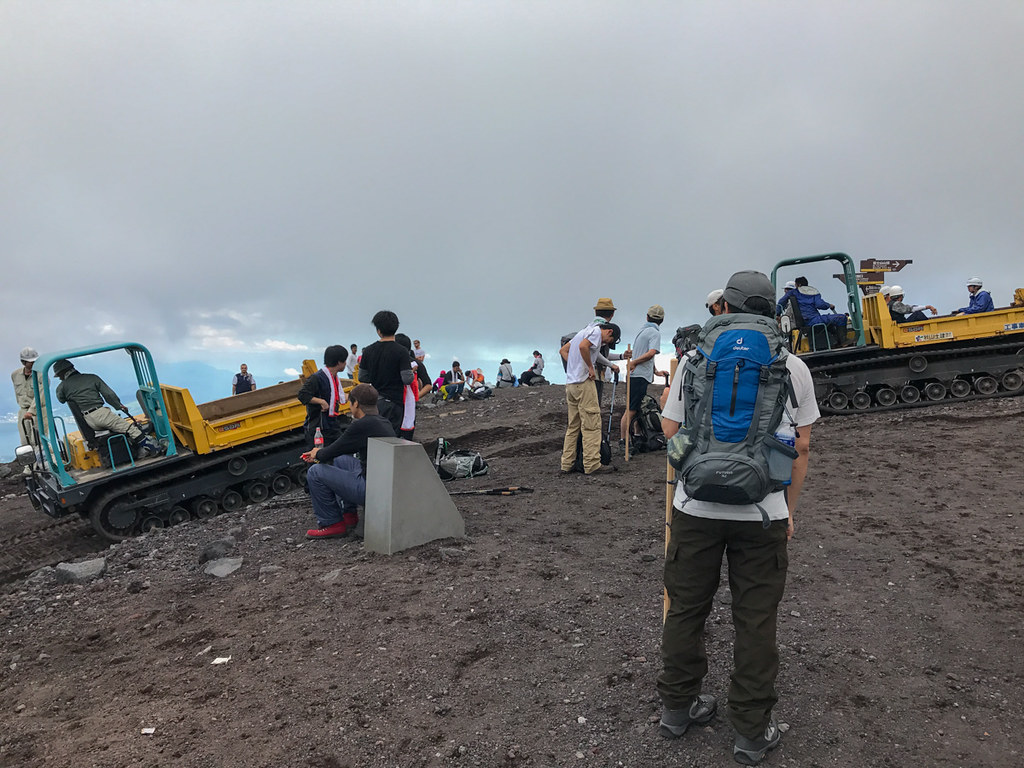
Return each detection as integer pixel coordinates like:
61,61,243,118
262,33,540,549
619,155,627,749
811,337,1024,415
85,430,306,540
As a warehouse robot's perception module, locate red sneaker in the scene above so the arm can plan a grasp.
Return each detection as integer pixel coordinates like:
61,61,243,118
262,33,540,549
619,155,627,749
342,510,359,528
306,521,349,539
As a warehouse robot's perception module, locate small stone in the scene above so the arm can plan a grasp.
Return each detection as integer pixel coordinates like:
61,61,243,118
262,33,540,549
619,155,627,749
259,565,283,579
203,557,243,578
439,547,468,562
641,554,657,562
15,703,26,712
55,558,107,584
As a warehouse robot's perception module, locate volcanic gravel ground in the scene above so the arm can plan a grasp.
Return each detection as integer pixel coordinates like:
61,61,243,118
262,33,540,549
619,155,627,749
1,385,1021,767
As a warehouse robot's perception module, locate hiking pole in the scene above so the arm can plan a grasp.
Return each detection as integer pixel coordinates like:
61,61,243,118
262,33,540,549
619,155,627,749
449,486,534,497
624,344,632,462
606,371,618,442
664,356,678,623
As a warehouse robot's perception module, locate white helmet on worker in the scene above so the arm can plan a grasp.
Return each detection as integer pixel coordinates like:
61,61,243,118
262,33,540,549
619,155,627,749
784,280,796,290
19,346,39,363
889,285,903,297
966,277,983,287
880,285,891,297
705,289,724,308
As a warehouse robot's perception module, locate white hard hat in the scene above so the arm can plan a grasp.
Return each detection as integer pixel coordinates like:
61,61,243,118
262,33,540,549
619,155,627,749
880,285,891,296
705,289,724,308
784,280,796,290
19,346,39,363
966,277,983,287
889,285,903,296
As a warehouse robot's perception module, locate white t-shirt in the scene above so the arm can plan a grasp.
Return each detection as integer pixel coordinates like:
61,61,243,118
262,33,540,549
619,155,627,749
662,351,820,522
565,325,603,385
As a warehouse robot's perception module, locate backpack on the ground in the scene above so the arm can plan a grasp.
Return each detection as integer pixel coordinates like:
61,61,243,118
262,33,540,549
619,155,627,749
467,385,493,400
631,394,666,453
434,438,489,480
668,313,797,525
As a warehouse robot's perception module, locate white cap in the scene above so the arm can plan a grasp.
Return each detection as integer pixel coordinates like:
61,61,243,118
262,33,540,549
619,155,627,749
889,285,903,296
705,289,724,308
967,277,983,287
880,285,891,296
19,346,39,363
784,280,796,290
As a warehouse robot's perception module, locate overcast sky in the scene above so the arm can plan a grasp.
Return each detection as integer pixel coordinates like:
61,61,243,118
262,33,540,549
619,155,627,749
3,0,1023,386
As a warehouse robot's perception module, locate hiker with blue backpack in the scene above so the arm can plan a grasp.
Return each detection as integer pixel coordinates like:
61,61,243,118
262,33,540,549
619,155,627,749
656,270,820,765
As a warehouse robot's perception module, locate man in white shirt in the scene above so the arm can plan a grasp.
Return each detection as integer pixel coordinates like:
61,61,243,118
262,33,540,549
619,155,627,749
559,322,619,475
657,270,820,765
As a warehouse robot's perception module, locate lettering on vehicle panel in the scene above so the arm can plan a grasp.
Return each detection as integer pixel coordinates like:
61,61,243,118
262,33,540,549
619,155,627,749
914,332,954,342
901,325,924,333
216,421,242,432
1005,322,1024,331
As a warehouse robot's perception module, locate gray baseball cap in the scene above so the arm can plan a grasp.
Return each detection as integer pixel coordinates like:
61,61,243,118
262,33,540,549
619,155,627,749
722,270,775,313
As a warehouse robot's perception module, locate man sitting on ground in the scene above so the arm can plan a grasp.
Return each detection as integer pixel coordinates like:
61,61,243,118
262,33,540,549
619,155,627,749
888,287,937,323
439,361,466,401
303,384,396,539
53,358,161,456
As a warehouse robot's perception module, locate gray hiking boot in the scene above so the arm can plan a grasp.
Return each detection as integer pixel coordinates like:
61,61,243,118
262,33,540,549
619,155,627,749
733,718,781,765
659,694,717,738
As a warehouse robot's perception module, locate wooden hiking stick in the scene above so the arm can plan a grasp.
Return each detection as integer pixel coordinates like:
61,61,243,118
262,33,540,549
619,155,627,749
664,356,678,622
624,344,632,462
449,486,534,496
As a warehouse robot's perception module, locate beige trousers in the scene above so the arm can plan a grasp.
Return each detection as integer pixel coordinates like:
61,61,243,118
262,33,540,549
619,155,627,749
84,407,144,442
561,380,602,473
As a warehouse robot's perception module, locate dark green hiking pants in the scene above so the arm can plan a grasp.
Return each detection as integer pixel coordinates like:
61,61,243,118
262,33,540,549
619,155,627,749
658,513,789,738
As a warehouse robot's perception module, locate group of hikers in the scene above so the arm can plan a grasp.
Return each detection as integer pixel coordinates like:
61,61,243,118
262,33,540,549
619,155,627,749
495,351,547,388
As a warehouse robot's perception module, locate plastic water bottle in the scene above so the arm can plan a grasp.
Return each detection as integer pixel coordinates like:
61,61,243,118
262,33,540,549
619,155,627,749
773,419,796,485
314,427,324,448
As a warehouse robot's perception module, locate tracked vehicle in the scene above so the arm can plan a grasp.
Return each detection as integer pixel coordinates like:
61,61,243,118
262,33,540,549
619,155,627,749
772,253,1024,415
17,343,349,540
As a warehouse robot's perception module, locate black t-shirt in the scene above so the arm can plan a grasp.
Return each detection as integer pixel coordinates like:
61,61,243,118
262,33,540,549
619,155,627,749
359,340,411,404
316,414,396,471
416,360,430,389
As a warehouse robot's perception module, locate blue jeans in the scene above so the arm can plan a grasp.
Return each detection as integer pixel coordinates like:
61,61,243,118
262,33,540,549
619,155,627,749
808,313,847,328
307,455,365,526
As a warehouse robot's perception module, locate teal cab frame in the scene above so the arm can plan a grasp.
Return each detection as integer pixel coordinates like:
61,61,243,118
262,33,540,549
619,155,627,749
32,342,178,487
770,252,866,349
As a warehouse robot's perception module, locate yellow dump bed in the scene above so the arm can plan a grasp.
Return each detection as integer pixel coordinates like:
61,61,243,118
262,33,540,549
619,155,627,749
161,361,358,454
862,292,1024,350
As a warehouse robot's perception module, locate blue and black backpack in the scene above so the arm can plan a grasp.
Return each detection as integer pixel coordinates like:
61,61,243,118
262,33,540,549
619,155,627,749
668,313,797,524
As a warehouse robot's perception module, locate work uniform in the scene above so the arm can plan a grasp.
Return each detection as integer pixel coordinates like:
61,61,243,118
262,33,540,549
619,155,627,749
56,372,145,443
957,290,995,314
232,372,256,394
658,351,819,739
11,368,39,446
